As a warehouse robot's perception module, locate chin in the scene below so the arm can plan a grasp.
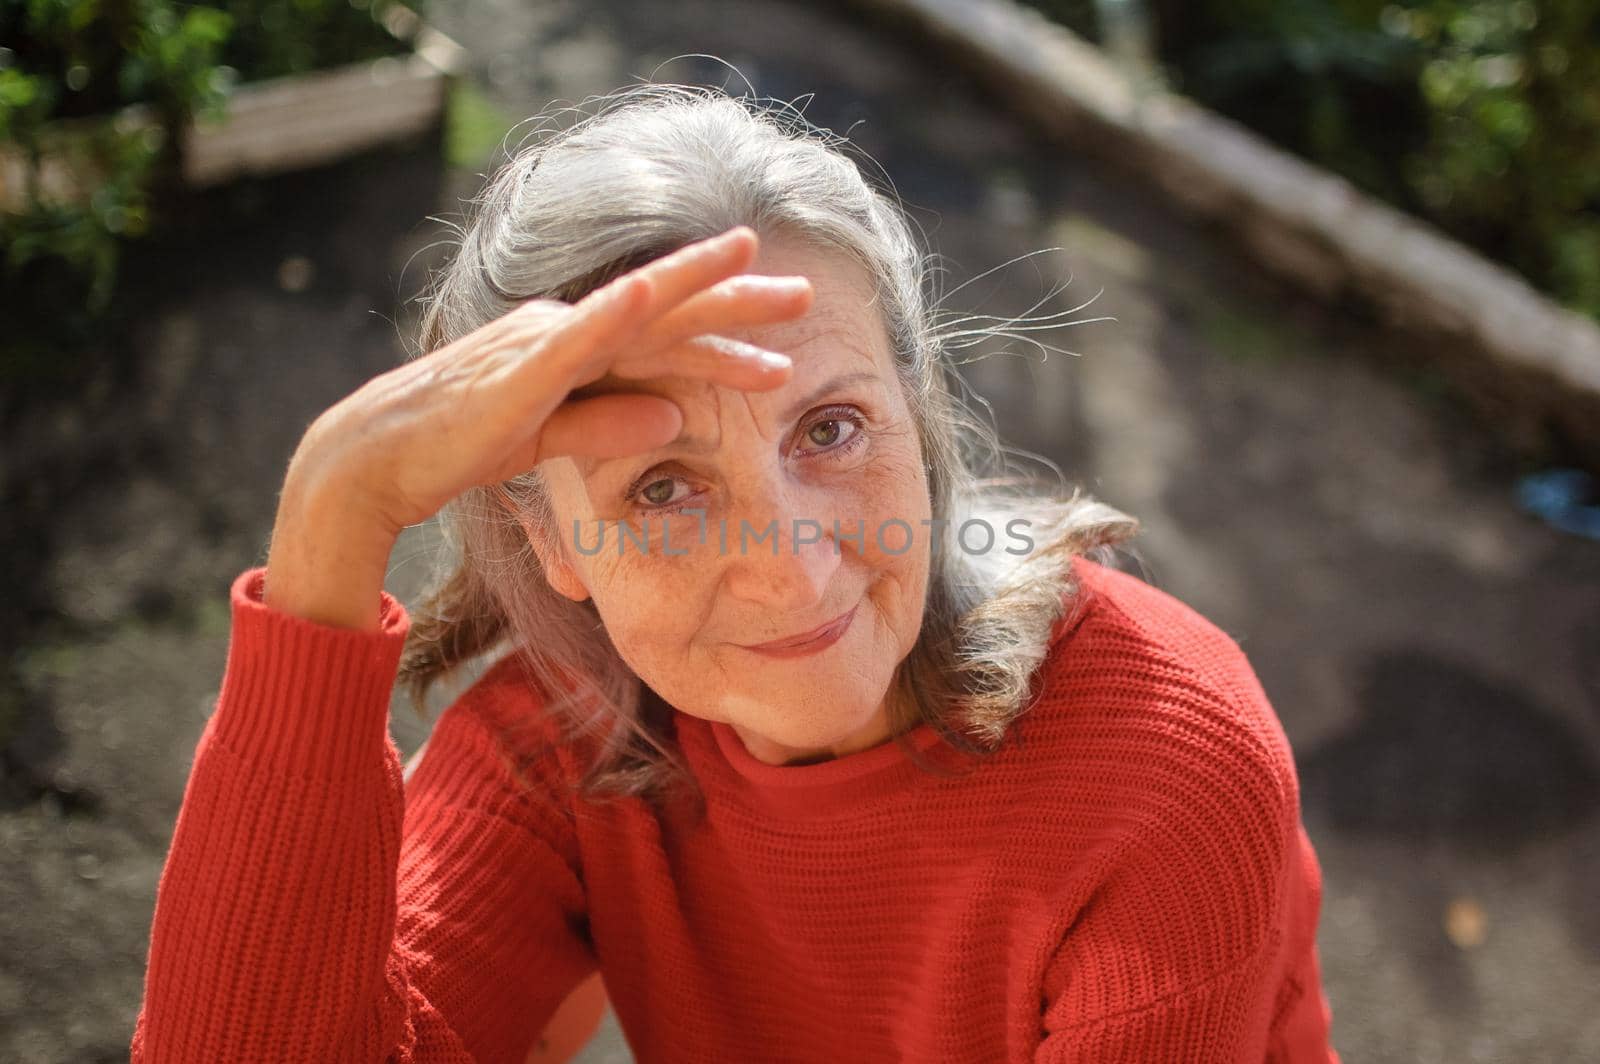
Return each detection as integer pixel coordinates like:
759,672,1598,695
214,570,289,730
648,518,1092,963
727,686,888,746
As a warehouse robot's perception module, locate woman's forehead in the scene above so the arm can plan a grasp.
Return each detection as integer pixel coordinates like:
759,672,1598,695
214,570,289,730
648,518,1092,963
578,242,897,412
593,330,891,437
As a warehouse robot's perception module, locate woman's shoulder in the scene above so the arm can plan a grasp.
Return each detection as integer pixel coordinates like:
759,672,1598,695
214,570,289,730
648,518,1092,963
1050,556,1269,711
1032,555,1300,813
1021,562,1311,1021
1055,555,1252,681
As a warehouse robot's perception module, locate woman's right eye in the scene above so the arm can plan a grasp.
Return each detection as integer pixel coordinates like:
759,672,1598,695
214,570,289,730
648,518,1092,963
629,474,697,511
641,478,679,505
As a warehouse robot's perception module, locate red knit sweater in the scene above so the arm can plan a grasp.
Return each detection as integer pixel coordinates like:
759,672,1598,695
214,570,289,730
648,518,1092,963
131,554,1340,1063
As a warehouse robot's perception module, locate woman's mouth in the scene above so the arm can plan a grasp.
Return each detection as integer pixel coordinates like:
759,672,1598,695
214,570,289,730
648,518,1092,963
738,604,858,659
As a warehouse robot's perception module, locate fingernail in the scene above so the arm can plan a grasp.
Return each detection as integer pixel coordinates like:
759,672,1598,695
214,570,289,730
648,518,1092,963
757,350,791,369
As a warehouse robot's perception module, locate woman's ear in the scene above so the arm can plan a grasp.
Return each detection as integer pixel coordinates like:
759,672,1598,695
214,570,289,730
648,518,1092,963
531,536,591,603
496,487,592,604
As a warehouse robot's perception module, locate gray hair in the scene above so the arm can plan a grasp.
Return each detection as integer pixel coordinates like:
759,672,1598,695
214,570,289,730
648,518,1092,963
398,83,1141,808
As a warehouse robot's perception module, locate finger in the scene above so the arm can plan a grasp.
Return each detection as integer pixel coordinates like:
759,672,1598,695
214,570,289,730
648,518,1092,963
607,335,794,389
533,228,761,378
626,274,813,358
520,393,685,466
624,226,760,315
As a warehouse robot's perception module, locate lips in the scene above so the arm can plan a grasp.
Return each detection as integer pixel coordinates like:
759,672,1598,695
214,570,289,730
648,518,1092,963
739,604,858,656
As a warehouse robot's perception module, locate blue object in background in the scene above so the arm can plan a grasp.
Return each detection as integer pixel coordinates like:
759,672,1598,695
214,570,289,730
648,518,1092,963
1515,468,1600,539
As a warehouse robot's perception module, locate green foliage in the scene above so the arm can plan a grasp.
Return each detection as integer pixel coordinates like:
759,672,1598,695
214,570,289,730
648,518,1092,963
3,120,168,312
2,0,233,321
1023,0,1600,323
207,0,412,83
1109,0,1432,223
443,79,518,170
0,0,418,379
1397,0,1600,319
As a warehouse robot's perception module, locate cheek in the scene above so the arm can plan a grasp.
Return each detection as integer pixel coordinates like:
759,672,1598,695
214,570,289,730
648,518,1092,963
573,539,717,667
836,440,932,636
843,433,933,559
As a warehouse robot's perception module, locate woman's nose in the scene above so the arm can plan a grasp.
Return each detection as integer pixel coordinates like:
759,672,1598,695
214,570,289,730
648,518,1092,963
720,513,842,611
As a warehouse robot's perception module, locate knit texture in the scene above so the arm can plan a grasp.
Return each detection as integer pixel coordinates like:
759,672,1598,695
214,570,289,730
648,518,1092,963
131,555,1340,1063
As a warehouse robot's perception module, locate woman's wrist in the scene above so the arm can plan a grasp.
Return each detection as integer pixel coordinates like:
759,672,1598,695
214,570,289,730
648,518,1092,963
263,465,399,633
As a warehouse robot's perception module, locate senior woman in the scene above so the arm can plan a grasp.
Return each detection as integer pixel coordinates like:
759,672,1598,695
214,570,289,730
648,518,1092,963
131,85,1340,1063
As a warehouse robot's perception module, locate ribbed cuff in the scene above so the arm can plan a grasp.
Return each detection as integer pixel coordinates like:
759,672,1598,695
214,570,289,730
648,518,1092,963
209,566,411,776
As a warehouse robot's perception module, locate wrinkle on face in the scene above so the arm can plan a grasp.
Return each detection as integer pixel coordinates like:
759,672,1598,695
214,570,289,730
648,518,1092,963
528,236,934,765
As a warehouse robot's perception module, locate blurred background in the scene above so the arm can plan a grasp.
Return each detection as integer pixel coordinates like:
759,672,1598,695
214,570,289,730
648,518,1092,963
3,1,1599,1061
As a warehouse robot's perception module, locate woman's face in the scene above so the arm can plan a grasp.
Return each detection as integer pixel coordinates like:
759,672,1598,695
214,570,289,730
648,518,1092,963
534,237,932,766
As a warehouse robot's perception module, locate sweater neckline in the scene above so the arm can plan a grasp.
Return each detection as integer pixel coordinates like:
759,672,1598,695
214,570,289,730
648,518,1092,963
709,711,953,785
677,710,972,821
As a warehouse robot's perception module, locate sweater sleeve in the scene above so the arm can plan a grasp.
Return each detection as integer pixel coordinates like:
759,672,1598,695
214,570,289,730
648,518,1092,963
1032,682,1339,1064
130,566,597,1063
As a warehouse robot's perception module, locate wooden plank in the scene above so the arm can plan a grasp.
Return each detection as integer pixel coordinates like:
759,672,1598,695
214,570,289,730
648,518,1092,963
181,57,447,185
0,20,467,210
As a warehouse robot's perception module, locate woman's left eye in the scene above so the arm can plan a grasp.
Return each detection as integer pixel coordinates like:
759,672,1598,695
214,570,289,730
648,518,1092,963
799,408,865,456
808,420,845,446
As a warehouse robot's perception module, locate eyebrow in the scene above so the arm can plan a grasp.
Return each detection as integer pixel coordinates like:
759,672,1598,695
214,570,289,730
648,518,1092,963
782,368,880,424
582,368,884,472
